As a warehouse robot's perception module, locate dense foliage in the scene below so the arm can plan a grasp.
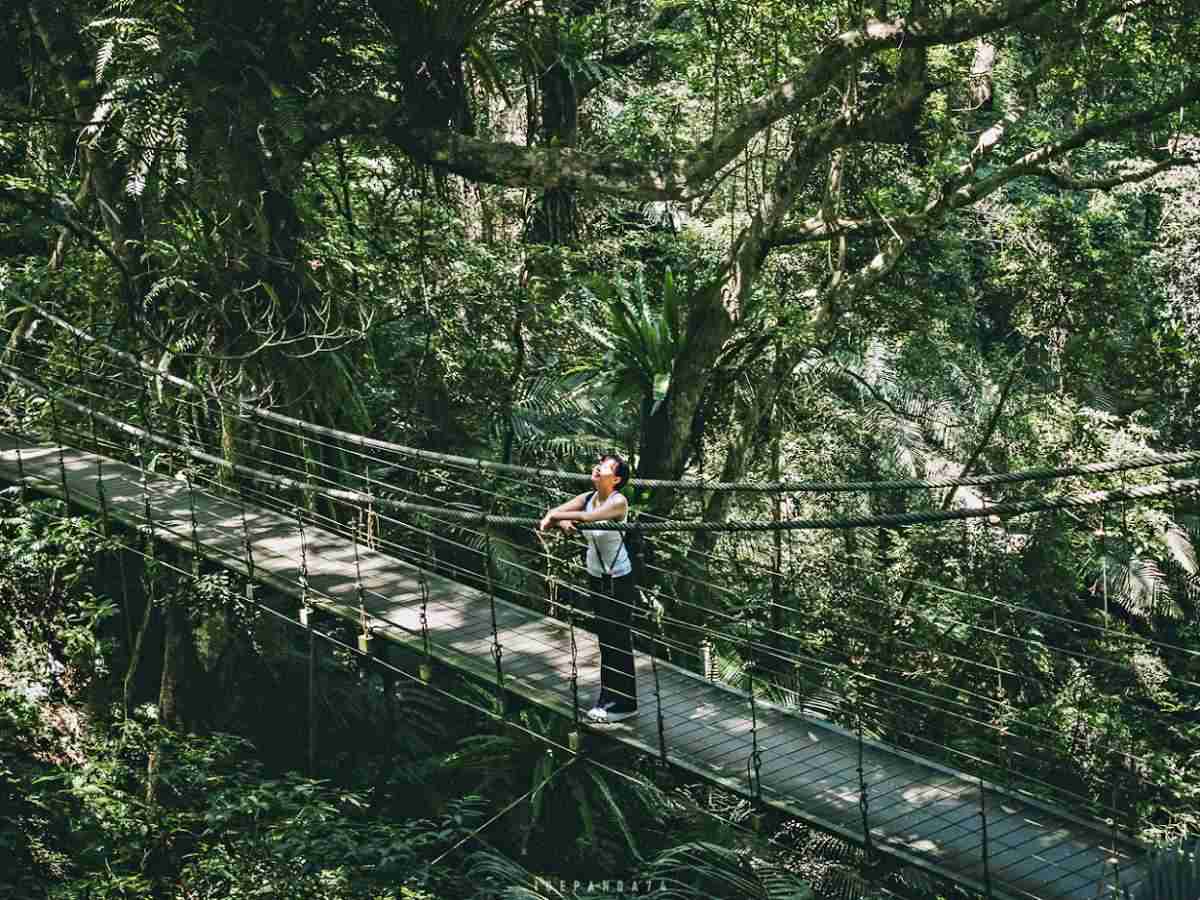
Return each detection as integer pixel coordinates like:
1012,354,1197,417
2,0,1200,896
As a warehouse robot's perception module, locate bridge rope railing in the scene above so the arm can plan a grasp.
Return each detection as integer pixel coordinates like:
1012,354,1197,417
6,313,1195,672
16,299,1200,495
10,344,1197,537
9,343,1200,724
2,481,892,899
2,345,1190,748
0,357,1180,844
12,354,1196,719
2,321,1187,884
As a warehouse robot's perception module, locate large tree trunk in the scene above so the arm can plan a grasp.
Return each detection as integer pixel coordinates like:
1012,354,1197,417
669,346,794,648
146,593,199,805
639,124,836,515
157,599,192,731
528,23,582,246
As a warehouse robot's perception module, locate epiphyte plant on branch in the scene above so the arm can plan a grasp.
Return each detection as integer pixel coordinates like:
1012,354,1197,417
574,268,687,458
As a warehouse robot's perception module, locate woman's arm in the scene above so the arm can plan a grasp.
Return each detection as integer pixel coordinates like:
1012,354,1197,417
539,492,591,530
552,492,627,524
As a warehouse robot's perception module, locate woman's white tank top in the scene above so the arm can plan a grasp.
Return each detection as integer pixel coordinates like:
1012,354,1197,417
584,492,631,578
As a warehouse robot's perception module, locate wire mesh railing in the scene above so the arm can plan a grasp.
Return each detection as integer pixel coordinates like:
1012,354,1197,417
4,309,1194,898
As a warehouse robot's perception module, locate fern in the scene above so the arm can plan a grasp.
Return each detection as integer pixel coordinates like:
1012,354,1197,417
1091,549,1181,620
82,10,192,197
506,373,632,460
818,866,874,900
95,37,116,82
466,847,565,899
585,765,641,860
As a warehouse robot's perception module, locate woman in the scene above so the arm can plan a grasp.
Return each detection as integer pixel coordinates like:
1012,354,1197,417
539,453,639,724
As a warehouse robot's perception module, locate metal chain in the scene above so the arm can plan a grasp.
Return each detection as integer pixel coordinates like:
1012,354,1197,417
296,506,311,609
413,464,434,671
361,457,377,551
95,457,110,536
538,528,558,619
1100,505,1109,617
651,649,667,766
484,528,505,706
300,432,315,513
353,520,370,644
136,394,158,627
568,587,580,727
240,494,256,583
979,777,993,900
137,368,154,533
50,395,70,506
419,568,431,660
185,471,201,577
71,331,94,451
857,683,874,859
547,572,560,621
481,468,506,710
304,507,317,775
742,547,763,804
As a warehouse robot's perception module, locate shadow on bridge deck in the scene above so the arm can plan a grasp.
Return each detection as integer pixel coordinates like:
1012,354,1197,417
0,437,1147,900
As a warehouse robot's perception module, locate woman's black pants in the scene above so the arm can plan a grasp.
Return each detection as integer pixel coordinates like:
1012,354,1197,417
587,572,638,709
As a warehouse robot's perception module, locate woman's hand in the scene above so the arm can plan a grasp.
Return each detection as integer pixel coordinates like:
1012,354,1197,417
539,513,554,531
557,520,576,533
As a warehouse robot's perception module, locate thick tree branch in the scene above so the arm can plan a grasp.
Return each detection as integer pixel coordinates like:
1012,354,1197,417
357,0,1055,198
697,0,1052,179
944,79,1200,210
1033,157,1199,190
772,76,1200,252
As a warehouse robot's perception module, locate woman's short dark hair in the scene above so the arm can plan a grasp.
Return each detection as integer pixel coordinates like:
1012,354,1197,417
602,453,630,488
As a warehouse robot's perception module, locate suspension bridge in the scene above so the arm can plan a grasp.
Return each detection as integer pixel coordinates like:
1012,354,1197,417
3,306,1199,899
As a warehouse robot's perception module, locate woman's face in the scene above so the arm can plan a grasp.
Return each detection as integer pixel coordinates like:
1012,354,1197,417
591,456,620,487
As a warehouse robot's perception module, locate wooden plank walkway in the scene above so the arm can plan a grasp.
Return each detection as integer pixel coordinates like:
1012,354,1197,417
0,437,1148,900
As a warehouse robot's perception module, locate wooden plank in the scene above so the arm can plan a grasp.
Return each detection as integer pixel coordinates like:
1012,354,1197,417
0,437,1149,900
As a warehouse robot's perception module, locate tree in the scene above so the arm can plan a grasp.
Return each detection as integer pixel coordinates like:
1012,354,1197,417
373,1,1199,508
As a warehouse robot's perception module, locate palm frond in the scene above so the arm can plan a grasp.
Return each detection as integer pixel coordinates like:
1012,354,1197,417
755,864,813,900
507,374,631,460
567,773,596,848
445,733,521,770
585,765,641,860
643,841,763,898
1093,552,1180,620
1160,525,1199,577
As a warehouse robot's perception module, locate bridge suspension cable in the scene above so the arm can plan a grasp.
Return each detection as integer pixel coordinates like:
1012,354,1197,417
8,357,1200,535
3,363,1189,791
3,315,1195,869
7,341,1200,694
16,299,1200,494
7,343,1199,681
